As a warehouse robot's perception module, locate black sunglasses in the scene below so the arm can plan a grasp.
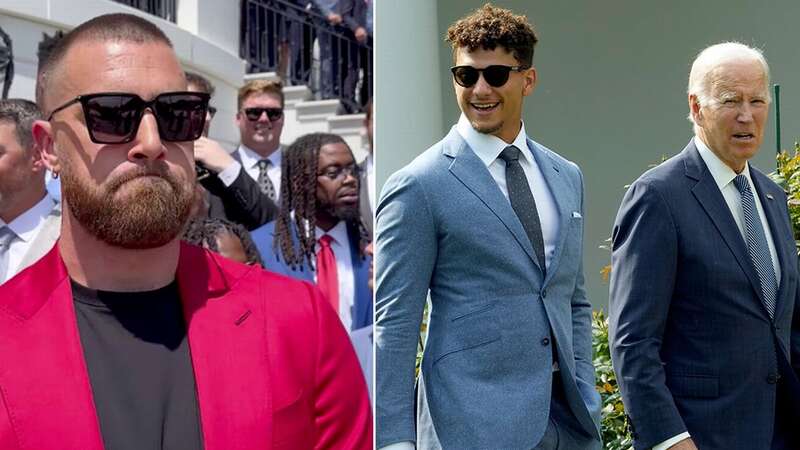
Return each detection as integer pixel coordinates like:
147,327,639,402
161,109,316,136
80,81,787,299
450,65,529,88
48,91,210,144
243,107,283,121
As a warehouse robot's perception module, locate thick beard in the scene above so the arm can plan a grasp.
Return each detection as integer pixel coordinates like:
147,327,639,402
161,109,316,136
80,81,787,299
61,160,194,249
332,203,361,223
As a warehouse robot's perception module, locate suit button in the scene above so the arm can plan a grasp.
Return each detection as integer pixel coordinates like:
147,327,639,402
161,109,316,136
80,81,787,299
767,373,780,384
541,337,550,346
541,289,547,298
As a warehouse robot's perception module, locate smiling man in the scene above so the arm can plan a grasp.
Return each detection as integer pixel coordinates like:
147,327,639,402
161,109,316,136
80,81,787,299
375,4,601,450
251,132,373,334
609,42,800,450
0,13,371,450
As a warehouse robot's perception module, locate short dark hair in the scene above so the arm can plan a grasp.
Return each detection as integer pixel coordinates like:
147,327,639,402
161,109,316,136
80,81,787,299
446,4,538,67
182,217,263,266
0,99,42,153
36,13,173,115
186,71,215,97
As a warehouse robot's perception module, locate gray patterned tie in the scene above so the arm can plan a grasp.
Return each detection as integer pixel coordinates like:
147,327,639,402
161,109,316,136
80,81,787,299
733,174,777,319
499,145,546,275
256,159,276,201
0,225,18,282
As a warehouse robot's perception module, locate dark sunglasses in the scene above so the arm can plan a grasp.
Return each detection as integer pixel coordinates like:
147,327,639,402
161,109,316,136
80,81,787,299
450,65,529,88
243,107,283,121
48,91,210,144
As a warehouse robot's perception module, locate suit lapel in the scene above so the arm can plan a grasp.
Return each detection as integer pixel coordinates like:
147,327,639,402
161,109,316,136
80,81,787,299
751,171,794,321
445,129,540,270
529,139,571,285
684,143,765,309
0,245,105,450
350,240,372,330
177,243,272,450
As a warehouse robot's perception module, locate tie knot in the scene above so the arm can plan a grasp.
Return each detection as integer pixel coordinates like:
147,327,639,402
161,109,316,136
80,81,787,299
499,146,520,164
733,174,750,195
319,234,333,247
0,226,16,248
257,159,270,169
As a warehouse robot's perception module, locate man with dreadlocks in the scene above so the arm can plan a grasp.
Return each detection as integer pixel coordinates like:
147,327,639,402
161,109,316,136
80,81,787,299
251,132,373,333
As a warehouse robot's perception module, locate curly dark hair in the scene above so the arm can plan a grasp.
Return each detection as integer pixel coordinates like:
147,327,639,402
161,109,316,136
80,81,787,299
445,3,538,67
274,132,369,270
182,217,263,266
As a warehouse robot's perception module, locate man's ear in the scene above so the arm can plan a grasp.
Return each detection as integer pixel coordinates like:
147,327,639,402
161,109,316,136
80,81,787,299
31,119,60,174
689,94,703,125
522,66,537,97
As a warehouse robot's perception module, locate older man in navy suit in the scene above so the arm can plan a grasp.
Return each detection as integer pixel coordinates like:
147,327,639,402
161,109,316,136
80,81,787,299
610,42,800,450
376,5,601,450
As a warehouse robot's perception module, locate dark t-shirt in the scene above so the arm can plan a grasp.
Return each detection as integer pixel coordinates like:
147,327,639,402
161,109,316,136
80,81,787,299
72,280,204,450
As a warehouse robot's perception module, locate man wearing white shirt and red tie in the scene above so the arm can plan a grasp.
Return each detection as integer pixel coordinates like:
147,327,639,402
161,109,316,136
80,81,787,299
251,132,373,333
0,99,60,284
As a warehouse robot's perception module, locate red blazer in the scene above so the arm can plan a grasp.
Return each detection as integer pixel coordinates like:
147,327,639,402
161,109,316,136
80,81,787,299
0,242,372,449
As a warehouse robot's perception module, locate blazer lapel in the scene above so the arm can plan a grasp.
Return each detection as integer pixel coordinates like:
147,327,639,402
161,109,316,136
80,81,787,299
529,139,572,285
444,128,541,270
684,142,765,308
177,243,272,450
350,239,372,330
0,245,105,450
750,171,794,321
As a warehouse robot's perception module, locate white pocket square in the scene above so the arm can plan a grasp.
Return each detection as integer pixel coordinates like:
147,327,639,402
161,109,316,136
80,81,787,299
572,211,582,218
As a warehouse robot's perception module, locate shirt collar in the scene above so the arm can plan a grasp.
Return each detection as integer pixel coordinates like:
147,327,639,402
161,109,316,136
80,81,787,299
456,114,532,168
238,143,282,170
315,220,349,248
694,135,753,190
1,193,57,242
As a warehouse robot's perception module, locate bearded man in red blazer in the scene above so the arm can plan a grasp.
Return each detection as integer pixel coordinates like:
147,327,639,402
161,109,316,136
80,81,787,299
0,13,371,450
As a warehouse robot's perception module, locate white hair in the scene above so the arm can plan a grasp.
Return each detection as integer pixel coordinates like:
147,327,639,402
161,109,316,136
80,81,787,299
687,41,771,130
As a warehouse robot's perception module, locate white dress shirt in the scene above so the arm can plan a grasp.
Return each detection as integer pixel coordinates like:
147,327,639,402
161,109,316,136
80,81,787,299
652,137,782,450
456,114,559,268
315,220,355,331
0,193,57,283
218,144,283,200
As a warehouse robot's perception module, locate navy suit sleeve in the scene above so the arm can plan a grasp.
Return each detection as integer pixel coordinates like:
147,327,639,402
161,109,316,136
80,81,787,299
201,169,278,231
609,178,687,449
375,170,437,448
570,167,602,430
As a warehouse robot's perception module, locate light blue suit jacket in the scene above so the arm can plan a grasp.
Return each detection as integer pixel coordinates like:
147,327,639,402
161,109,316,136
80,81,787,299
251,220,373,331
375,127,601,449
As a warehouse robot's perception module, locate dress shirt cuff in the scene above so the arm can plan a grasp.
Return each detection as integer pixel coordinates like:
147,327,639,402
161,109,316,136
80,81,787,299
653,432,690,450
379,441,415,450
217,160,242,187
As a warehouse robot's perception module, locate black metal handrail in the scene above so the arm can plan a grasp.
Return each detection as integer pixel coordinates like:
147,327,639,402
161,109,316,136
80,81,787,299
240,0,372,113
112,0,177,23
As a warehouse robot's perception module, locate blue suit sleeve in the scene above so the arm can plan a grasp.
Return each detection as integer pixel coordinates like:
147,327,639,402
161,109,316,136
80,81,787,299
570,167,602,430
375,170,437,448
609,178,687,449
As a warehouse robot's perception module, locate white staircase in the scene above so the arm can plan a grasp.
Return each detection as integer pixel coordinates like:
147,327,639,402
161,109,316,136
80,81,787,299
246,72,369,162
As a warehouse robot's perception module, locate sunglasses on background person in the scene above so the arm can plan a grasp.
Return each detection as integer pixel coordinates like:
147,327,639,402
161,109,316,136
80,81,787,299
450,65,530,88
47,91,210,144
242,107,283,122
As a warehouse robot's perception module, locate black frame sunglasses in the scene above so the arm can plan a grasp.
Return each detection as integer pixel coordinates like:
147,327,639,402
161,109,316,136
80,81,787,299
450,65,529,88
242,107,283,121
47,91,210,144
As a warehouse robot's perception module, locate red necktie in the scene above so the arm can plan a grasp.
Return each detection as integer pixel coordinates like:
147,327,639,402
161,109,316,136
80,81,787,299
316,235,339,313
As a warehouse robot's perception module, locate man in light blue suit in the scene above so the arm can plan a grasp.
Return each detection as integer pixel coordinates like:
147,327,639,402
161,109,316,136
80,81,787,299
251,132,373,332
375,5,601,450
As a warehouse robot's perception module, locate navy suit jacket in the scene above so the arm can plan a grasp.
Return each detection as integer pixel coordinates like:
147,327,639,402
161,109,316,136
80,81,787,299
251,220,373,331
609,141,800,449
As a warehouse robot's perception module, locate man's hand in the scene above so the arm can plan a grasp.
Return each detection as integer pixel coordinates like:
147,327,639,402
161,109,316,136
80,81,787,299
355,27,367,44
669,438,698,450
327,13,342,25
194,137,235,173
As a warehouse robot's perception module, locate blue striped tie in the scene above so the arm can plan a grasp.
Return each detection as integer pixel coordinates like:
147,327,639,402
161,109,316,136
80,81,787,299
733,175,777,319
